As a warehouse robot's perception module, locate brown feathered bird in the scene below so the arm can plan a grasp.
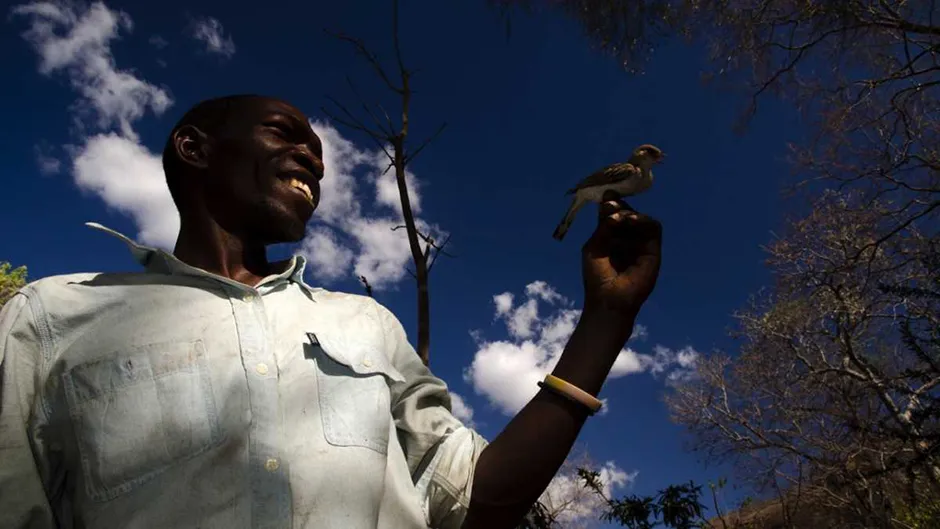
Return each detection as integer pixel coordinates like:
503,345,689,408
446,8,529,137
552,144,664,241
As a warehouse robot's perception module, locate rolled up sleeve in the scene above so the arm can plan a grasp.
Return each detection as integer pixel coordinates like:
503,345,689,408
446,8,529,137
0,292,57,528
378,303,489,529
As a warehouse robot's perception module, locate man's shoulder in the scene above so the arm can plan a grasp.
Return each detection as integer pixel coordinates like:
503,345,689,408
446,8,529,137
313,288,376,306
24,270,145,290
313,289,399,321
19,270,158,302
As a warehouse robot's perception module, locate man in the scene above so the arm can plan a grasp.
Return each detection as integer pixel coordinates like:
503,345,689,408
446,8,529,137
0,95,662,529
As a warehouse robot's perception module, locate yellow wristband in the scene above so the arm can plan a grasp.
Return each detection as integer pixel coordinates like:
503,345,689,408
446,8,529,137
538,374,603,415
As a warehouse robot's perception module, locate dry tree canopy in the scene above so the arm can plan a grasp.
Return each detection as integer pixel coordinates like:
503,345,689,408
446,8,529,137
666,190,940,525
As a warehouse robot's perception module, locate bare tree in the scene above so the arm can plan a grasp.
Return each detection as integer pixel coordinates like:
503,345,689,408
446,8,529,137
324,0,451,366
666,190,940,528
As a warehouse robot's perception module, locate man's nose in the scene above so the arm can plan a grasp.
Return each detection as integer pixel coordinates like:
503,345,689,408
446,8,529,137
292,148,324,180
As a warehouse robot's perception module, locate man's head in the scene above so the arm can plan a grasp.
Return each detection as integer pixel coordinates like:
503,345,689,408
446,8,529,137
162,95,324,244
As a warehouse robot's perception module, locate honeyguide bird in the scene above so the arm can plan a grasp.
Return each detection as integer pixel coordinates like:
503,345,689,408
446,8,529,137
552,144,665,241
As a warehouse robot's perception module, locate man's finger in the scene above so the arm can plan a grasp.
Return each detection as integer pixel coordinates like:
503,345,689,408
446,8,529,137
605,209,662,241
599,200,622,220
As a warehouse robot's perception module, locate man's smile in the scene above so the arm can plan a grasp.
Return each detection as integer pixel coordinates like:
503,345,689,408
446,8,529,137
275,167,319,207
283,174,314,202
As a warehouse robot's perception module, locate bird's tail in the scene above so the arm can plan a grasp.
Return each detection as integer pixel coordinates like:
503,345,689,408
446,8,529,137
552,198,583,241
552,221,570,241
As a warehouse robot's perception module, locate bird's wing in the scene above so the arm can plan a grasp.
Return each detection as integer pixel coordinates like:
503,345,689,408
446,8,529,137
565,162,639,194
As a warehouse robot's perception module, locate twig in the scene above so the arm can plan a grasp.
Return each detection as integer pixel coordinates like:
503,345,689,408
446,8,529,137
405,122,448,165
359,276,374,297
324,29,401,94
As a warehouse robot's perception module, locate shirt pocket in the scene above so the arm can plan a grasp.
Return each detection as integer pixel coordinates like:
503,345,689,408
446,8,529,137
62,340,222,502
308,336,404,455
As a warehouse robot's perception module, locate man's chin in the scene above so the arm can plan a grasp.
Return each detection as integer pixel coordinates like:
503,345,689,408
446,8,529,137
269,217,309,244
253,207,312,245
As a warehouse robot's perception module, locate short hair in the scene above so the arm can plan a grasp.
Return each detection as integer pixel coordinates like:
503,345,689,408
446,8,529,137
161,94,269,207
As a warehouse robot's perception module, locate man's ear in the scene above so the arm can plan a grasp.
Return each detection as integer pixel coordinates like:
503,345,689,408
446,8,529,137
173,125,211,169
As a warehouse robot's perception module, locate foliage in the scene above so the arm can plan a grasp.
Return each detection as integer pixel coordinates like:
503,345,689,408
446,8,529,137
580,469,708,529
0,262,28,309
896,498,940,529
519,467,747,528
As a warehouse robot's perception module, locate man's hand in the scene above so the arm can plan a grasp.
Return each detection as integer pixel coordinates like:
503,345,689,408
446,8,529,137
581,190,662,320
464,192,663,529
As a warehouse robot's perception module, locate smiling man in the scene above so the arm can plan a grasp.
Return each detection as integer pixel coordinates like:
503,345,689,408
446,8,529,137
0,95,663,529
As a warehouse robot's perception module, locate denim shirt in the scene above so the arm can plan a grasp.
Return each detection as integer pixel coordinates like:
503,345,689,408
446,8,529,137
0,223,488,529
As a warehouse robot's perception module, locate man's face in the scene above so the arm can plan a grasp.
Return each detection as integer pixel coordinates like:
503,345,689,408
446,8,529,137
201,98,325,244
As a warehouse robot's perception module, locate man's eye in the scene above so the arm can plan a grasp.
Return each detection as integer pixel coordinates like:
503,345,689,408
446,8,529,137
265,123,292,138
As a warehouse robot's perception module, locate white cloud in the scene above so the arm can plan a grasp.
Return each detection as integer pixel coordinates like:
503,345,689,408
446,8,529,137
449,392,475,428
371,148,421,216
148,34,167,49
506,298,539,339
34,144,61,175
14,0,177,250
297,121,443,290
609,347,648,377
464,281,700,415
300,227,354,281
493,292,514,317
526,280,565,304
347,217,413,287
189,16,235,59
539,459,637,526
660,345,700,385
630,323,649,341
12,1,172,142
308,120,368,223
72,133,179,248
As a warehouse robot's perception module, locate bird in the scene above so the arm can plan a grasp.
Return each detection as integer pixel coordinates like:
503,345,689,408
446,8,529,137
552,144,665,241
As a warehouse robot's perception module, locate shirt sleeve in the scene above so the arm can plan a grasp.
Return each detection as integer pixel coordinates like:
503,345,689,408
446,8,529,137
0,292,58,528
376,302,489,529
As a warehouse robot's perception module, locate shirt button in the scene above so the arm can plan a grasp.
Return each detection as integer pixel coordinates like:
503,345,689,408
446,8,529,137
256,363,269,375
265,458,280,472
362,358,373,368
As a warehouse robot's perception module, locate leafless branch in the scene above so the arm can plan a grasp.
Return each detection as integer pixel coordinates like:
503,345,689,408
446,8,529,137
324,0,450,366
323,29,401,94
405,122,448,165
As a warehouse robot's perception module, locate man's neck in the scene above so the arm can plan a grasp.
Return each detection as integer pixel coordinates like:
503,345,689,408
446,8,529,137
173,214,275,287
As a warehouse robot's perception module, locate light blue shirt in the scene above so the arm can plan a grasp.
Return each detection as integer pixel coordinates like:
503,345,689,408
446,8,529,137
0,223,488,529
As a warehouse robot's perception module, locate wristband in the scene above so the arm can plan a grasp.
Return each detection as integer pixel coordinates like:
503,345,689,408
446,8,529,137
537,374,603,415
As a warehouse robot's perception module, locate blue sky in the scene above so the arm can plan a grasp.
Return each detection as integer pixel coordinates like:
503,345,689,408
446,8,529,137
2,0,804,523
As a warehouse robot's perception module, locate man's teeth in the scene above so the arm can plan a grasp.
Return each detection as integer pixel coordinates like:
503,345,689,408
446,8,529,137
287,177,313,202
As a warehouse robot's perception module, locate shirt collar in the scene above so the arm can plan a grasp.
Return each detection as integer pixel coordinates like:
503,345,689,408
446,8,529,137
85,222,320,299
